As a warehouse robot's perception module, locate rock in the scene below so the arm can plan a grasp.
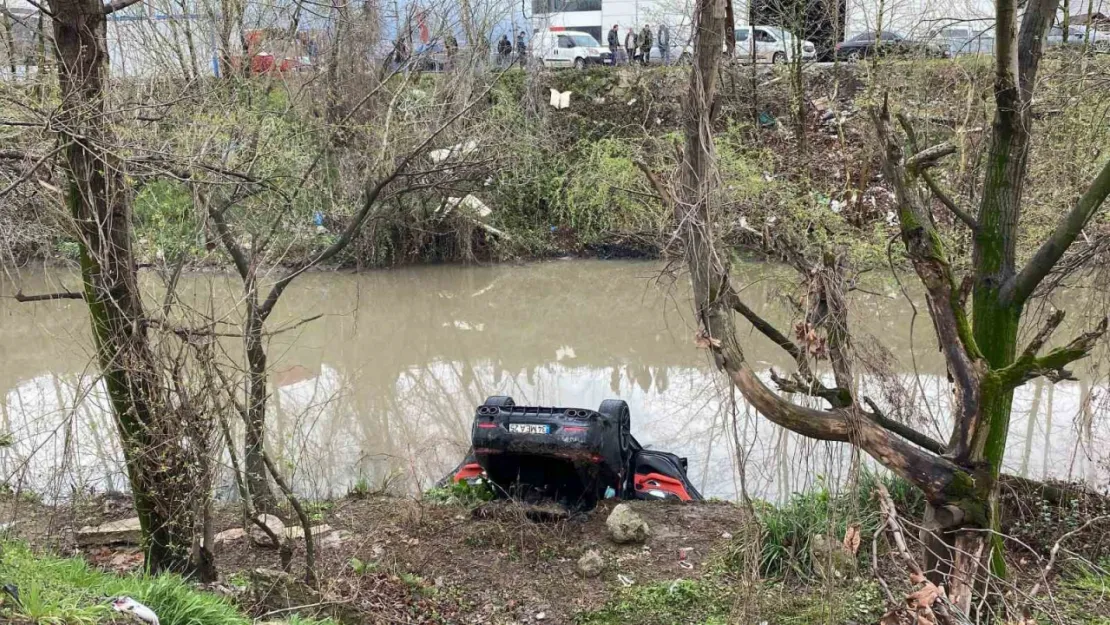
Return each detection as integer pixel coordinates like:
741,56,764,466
76,517,142,547
250,514,286,547
606,504,650,544
319,529,351,548
576,549,604,578
810,533,855,575
214,528,246,543
283,523,332,540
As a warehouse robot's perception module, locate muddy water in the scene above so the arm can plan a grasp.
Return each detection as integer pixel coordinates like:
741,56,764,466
1,260,1106,502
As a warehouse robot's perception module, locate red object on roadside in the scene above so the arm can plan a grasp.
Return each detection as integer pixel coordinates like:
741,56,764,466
634,472,694,501
452,463,485,482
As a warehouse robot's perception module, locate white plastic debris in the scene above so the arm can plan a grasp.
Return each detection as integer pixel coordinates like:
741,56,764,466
443,194,493,219
112,597,160,625
886,210,897,226
429,140,478,164
626,97,637,106
829,199,843,214
550,89,571,109
618,574,635,587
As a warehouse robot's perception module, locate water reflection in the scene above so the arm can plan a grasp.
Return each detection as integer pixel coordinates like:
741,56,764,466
1,261,1106,502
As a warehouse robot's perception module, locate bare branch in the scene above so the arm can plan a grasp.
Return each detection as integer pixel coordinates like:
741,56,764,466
103,0,143,15
13,289,84,302
1005,157,1110,306
1027,515,1110,600
922,171,977,230
862,396,946,455
0,144,67,201
997,317,1109,387
1019,309,1066,360
257,72,509,321
906,142,956,171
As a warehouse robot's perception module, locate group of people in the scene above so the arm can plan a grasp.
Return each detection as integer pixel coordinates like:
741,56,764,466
608,23,670,65
497,31,528,66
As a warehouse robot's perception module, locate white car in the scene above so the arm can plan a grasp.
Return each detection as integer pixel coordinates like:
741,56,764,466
532,29,611,69
733,26,816,63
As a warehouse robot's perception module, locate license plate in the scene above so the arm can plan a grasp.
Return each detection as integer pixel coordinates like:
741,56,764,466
509,423,549,435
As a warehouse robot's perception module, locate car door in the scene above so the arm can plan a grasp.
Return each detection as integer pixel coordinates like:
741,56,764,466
752,27,778,62
734,27,753,60
546,34,574,67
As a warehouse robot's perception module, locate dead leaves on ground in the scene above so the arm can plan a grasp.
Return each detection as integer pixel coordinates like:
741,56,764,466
880,572,947,625
842,524,861,555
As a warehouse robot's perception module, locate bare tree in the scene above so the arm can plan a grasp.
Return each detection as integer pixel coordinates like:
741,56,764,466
643,0,1110,617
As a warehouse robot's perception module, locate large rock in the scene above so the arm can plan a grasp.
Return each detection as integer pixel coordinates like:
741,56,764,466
76,517,142,547
606,504,650,544
576,549,604,578
250,514,286,547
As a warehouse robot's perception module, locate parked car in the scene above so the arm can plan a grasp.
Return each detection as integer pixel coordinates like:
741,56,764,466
532,29,611,69
925,25,994,57
1046,25,1109,51
835,31,947,62
733,26,816,63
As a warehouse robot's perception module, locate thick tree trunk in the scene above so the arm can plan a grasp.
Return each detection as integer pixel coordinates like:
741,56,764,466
49,0,198,574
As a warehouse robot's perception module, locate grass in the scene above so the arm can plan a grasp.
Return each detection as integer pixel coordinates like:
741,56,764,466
575,577,886,625
725,472,923,579
0,541,333,625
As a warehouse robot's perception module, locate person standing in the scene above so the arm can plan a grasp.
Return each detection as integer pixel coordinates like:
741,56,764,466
657,23,670,64
639,24,653,65
624,27,636,65
497,34,512,67
444,32,458,67
516,30,527,66
607,24,621,66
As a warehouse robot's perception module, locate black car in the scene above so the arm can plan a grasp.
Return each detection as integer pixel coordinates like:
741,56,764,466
451,396,702,509
835,31,945,61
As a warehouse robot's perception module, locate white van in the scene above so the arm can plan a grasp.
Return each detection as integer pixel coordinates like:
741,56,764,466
733,26,816,63
532,29,611,69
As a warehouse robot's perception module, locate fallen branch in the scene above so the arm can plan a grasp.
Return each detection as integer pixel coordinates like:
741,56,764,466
1027,515,1110,600
13,289,84,302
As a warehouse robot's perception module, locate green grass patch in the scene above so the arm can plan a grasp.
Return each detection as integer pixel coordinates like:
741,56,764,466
0,541,332,625
725,472,923,579
575,578,885,625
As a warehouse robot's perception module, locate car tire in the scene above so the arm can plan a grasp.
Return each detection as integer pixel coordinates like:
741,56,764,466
598,399,633,494
678,51,692,64
574,57,586,70
483,396,515,408
772,51,786,64
846,50,862,63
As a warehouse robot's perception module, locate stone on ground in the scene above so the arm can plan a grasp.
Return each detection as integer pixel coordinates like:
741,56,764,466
606,503,651,544
76,517,142,547
250,514,286,547
576,549,605,577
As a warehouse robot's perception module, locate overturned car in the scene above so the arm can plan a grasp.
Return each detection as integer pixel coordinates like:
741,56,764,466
445,396,702,509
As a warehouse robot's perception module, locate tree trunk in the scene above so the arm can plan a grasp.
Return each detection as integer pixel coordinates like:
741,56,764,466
244,288,277,512
49,0,199,575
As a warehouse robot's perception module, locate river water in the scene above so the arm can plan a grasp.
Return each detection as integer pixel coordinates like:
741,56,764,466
1,260,1107,502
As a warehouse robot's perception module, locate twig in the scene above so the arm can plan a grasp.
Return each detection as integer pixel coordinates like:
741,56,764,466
1027,515,1109,600
13,289,83,302
103,0,143,15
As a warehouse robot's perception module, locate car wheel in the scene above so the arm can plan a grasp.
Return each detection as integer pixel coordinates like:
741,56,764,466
678,51,692,64
772,51,786,64
574,57,585,70
599,399,633,495
483,396,515,408
846,50,861,63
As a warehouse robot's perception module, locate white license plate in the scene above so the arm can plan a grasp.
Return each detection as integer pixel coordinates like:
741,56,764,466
508,423,549,435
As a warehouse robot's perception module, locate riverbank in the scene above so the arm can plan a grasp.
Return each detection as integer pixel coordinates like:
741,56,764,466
2,476,1108,624
5,53,1107,274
